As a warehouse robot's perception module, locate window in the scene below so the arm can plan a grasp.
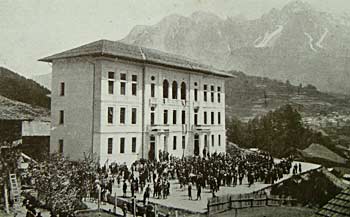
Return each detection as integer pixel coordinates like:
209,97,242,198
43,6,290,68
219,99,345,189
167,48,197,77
211,85,215,102
182,136,185,149
212,135,215,147
107,138,113,154
194,111,198,126
163,79,169,98
203,85,208,102
120,107,126,124
211,112,214,125
58,139,64,153
218,112,221,125
194,88,198,101
181,82,186,100
131,108,137,124
150,107,155,125
108,71,115,79
173,110,177,124
217,86,221,103
108,107,113,124
218,135,221,146
173,136,177,150
163,110,168,125
151,83,155,97
120,73,126,95
120,138,125,153
132,75,137,96
108,72,115,94
204,112,207,124
59,110,64,124
172,81,178,99
60,82,65,96
204,135,208,147
181,110,186,124
108,81,114,94
132,137,136,153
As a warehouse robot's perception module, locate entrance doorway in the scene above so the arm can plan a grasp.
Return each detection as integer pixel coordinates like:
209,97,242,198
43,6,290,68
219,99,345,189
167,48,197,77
149,135,156,161
194,134,199,156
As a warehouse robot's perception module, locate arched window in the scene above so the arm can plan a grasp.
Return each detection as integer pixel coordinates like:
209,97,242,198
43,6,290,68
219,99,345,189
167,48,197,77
163,79,169,98
181,82,186,100
172,81,178,99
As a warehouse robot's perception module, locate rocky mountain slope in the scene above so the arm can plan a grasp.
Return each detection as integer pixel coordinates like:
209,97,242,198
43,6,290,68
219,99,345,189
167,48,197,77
122,1,350,94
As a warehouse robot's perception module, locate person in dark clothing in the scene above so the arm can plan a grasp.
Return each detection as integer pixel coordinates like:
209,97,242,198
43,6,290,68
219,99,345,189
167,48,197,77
143,184,151,205
131,180,135,197
196,184,201,200
188,183,192,200
123,180,127,197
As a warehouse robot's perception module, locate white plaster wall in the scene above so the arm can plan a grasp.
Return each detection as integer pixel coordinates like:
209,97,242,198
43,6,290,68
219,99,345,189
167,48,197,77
50,58,95,160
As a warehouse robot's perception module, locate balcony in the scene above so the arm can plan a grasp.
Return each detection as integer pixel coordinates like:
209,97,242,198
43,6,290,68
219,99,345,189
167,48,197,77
162,98,187,106
192,124,210,132
147,124,170,133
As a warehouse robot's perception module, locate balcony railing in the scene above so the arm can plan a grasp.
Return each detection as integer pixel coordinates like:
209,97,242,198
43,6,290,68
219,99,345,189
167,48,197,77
147,124,170,132
192,124,210,132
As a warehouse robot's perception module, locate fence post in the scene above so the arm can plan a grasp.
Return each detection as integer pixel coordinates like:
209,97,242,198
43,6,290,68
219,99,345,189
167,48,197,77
113,193,117,213
207,200,210,217
239,194,242,209
229,196,232,210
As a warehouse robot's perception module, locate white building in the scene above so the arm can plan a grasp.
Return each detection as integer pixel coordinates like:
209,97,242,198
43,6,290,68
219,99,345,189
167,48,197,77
40,40,233,166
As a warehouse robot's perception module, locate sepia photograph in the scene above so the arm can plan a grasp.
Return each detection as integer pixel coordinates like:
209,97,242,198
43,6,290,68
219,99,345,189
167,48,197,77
0,0,350,216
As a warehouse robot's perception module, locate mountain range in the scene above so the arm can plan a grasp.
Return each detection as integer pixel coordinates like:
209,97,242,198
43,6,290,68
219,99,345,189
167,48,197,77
121,1,350,94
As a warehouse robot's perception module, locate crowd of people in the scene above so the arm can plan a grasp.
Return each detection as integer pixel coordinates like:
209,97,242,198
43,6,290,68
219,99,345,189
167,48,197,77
93,149,297,204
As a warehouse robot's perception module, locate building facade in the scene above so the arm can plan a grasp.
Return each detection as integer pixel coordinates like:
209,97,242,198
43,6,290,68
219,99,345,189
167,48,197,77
40,40,233,166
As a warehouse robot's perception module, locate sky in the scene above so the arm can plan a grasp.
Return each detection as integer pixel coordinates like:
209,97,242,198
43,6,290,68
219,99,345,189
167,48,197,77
0,0,349,78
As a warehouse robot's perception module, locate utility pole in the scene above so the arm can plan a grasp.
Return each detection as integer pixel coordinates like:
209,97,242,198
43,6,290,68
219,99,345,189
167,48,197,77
4,182,9,214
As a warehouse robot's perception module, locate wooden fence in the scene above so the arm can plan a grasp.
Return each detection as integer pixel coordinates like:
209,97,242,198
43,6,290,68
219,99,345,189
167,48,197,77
207,193,296,216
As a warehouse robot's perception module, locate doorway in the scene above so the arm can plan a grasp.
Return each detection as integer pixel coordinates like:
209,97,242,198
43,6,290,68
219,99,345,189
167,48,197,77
194,134,199,156
149,135,156,161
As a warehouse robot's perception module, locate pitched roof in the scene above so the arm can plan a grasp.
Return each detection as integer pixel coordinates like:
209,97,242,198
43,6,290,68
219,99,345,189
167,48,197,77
39,40,234,78
313,188,350,217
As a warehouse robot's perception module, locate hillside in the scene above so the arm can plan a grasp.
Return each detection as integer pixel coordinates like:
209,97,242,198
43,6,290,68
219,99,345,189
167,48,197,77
122,1,350,94
225,71,350,120
32,73,51,90
0,66,50,108
0,95,49,121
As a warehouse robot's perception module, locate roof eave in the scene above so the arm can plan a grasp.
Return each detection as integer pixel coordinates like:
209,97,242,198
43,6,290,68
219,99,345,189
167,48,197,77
39,52,235,78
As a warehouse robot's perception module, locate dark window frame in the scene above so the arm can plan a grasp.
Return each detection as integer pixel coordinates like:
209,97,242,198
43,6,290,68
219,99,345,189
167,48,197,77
108,107,114,124
107,138,113,154
59,110,64,124
120,137,125,153
60,82,65,96
120,107,126,124
132,137,137,153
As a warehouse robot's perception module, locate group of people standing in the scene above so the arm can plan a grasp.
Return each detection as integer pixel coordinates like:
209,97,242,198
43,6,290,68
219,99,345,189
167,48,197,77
93,149,295,204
